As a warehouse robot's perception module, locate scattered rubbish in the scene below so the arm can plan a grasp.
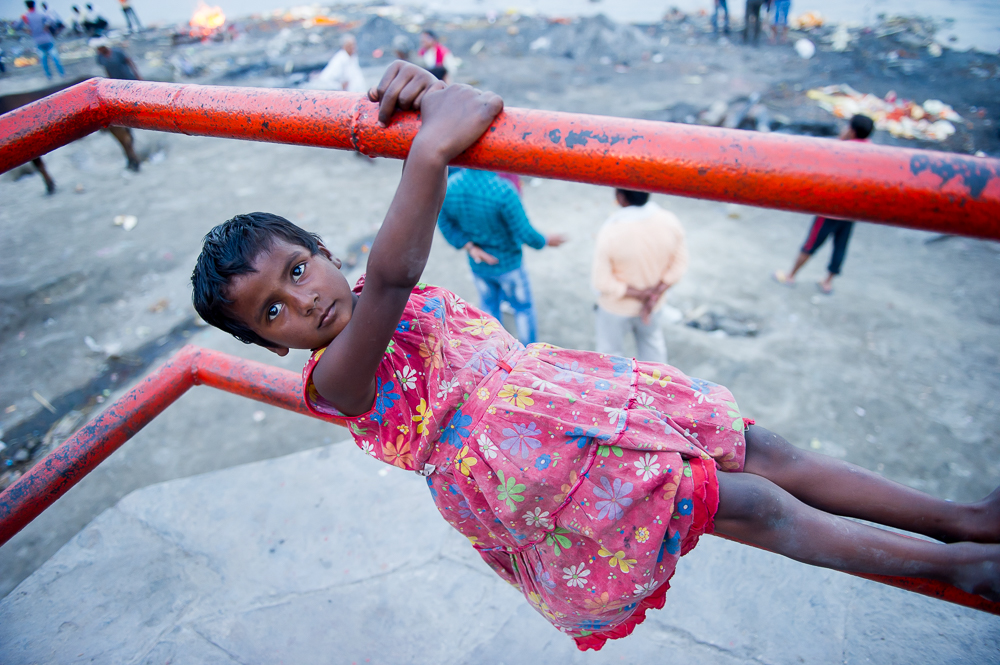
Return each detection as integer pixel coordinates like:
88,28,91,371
807,85,962,141
469,39,485,55
13,56,39,67
927,42,943,57
252,410,266,422
74,183,85,193
794,38,816,59
4,405,16,414
829,25,852,52
31,391,57,414
148,298,170,313
84,336,124,358
40,410,85,455
684,305,759,337
855,406,866,417
529,36,551,51
810,437,822,449
791,12,824,30
114,215,138,231
149,150,167,165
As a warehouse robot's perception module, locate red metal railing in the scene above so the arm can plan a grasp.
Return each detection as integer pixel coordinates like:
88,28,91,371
1,78,999,239
0,346,995,615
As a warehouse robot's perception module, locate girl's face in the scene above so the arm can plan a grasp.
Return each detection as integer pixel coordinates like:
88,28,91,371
225,239,355,356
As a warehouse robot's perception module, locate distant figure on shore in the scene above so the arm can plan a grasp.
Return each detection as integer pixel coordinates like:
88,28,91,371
743,0,769,45
315,34,366,92
18,1,63,80
92,37,143,171
712,0,730,35
70,5,84,34
436,169,566,344
591,189,687,363
392,34,414,62
771,0,790,43
419,30,458,81
82,3,108,36
773,114,875,294
119,0,142,33
41,2,64,36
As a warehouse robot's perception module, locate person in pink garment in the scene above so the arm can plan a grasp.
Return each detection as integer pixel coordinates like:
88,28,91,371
190,62,1000,650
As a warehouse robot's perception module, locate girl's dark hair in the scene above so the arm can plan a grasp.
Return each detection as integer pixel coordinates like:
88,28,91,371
850,114,875,139
422,29,438,40
615,189,650,207
191,212,322,347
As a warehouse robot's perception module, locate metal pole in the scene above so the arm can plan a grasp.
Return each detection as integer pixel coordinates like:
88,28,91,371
1,78,998,239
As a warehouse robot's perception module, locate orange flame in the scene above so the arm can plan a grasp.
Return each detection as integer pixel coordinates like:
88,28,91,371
190,1,225,34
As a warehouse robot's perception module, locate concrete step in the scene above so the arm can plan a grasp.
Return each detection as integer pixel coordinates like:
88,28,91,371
1,441,996,664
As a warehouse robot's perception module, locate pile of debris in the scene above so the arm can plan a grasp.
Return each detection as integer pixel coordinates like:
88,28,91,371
807,84,963,141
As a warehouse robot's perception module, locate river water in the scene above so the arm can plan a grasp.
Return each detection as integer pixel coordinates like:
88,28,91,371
3,0,998,52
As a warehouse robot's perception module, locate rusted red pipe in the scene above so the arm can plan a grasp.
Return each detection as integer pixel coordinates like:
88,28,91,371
0,346,996,617
2,78,999,239
0,345,343,547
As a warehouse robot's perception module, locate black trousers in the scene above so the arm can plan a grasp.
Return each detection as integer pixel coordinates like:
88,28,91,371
744,0,765,44
801,217,855,275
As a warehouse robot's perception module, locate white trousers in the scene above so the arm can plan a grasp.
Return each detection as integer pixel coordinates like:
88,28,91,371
594,307,667,363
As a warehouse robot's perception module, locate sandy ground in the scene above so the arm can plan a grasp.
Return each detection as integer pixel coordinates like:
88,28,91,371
1,10,999,626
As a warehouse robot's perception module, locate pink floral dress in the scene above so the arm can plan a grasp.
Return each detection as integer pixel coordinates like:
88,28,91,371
303,279,747,651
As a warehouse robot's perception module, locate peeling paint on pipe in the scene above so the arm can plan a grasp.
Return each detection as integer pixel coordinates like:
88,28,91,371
1,78,999,239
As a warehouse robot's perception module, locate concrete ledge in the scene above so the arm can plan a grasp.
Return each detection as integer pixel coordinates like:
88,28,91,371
1,442,996,664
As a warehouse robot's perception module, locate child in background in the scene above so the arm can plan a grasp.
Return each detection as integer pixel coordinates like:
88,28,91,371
192,63,1000,651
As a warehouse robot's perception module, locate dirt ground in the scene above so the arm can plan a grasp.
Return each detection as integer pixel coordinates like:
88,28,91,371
1,10,999,601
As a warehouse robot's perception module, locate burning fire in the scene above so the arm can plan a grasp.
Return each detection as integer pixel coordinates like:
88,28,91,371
190,1,225,36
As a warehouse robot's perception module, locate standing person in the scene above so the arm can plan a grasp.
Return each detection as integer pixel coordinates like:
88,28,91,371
19,1,63,80
743,0,767,45
418,30,457,81
70,5,84,34
436,168,566,344
92,38,143,171
41,3,64,36
119,0,142,33
392,34,413,62
591,189,688,363
82,4,107,36
712,0,730,35
314,34,366,92
772,0,790,43
773,114,875,294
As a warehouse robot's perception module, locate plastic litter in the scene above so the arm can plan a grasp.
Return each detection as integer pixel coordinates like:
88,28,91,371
794,39,816,59
113,215,138,231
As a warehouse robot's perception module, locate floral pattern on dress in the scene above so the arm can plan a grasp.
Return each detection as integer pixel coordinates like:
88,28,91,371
302,277,746,651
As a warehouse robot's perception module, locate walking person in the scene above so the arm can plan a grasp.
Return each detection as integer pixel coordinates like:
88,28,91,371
92,38,143,171
772,0,791,43
712,0,730,35
436,169,566,344
19,1,63,80
773,114,875,294
592,189,687,363
119,0,142,33
743,0,768,45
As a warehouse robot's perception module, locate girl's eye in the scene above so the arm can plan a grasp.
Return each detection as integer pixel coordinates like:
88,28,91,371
291,263,305,281
267,303,283,321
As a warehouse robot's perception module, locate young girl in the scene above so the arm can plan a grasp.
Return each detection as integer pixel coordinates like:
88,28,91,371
192,62,1000,651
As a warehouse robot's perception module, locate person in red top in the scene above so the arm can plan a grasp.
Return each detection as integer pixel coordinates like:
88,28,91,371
419,30,457,81
773,114,874,294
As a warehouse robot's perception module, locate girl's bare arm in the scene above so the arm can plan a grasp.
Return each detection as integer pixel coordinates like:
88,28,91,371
312,62,503,415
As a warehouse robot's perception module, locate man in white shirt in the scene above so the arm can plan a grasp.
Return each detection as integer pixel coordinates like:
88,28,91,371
591,189,688,363
314,34,366,92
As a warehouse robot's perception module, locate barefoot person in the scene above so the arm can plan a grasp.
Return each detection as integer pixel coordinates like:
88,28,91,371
92,38,144,171
191,65,999,652
592,189,687,363
774,113,874,294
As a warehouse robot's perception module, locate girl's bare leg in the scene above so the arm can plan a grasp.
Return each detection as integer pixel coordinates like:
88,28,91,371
743,425,1000,543
714,472,1000,600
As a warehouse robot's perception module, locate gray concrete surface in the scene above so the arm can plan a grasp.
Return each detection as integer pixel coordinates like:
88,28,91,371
2,440,997,664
